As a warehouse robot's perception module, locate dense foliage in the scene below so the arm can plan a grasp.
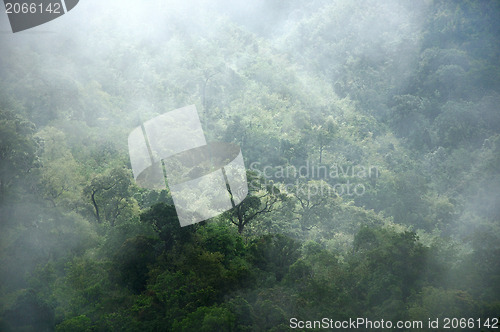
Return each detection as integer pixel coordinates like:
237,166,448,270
0,0,499,330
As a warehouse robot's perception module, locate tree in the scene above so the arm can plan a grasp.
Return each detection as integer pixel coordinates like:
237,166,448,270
315,116,337,164
1,289,54,331
0,109,40,205
225,171,286,234
289,179,336,232
249,234,301,282
113,235,159,293
56,315,92,332
84,167,138,226
351,227,429,312
140,203,196,250
36,127,82,207
172,305,236,332
408,287,478,324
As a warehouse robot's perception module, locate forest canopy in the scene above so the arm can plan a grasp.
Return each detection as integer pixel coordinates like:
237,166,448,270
0,0,499,331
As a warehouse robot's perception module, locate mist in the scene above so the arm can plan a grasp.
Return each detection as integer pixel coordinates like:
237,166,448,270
1,0,499,330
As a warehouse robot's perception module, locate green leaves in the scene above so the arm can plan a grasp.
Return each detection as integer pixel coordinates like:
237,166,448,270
84,167,138,226
0,109,40,205
0,0,499,330
140,203,194,250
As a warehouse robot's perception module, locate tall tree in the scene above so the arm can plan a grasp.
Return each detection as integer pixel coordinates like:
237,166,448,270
0,109,40,206
84,167,138,226
225,171,286,234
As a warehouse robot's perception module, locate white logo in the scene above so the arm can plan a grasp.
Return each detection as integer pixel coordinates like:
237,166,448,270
128,105,248,226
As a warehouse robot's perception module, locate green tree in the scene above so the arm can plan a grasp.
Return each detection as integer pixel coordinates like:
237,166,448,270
84,167,138,226
249,234,301,282
351,227,429,317
140,203,195,250
172,305,236,332
0,109,40,205
113,235,159,293
36,127,82,207
225,171,286,234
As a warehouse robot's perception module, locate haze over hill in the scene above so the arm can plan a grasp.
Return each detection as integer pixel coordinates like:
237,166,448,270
0,0,499,330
